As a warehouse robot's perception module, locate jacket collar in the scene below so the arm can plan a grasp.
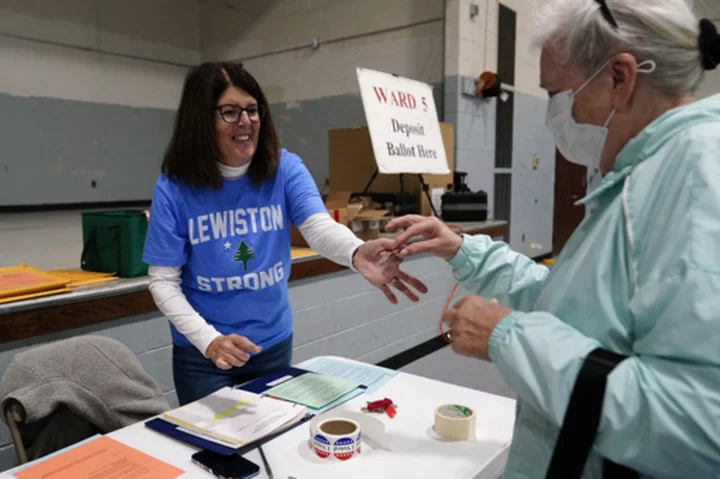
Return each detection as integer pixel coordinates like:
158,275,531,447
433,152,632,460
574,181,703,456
575,166,633,205
574,96,720,205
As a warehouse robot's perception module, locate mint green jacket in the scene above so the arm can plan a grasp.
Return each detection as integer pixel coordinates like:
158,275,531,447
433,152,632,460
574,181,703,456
449,94,720,478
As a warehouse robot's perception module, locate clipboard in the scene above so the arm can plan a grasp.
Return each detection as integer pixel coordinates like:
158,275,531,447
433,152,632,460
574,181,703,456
145,418,238,456
237,366,369,414
235,367,312,394
145,412,314,456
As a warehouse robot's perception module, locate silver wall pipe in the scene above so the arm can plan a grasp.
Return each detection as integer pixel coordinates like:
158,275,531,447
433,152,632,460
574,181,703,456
1,14,453,69
232,17,444,63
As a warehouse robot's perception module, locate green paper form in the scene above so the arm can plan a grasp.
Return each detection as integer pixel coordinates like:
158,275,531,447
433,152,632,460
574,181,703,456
263,373,361,409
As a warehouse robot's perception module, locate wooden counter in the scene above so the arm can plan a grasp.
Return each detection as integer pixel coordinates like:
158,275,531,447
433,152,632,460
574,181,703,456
0,220,507,344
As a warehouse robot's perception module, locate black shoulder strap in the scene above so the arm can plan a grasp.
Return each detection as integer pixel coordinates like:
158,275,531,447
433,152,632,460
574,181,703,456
545,348,639,479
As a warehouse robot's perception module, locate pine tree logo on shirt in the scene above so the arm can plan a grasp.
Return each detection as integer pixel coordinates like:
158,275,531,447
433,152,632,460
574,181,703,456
233,241,256,271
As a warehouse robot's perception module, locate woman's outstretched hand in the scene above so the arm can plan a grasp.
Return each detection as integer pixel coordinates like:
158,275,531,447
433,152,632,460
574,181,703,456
352,238,428,304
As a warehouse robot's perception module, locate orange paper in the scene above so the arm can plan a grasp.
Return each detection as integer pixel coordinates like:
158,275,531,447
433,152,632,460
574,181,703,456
0,272,48,289
14,436,183,479
0,265,69,299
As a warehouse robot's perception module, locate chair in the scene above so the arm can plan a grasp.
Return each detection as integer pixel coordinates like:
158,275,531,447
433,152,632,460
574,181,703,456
0,335,170,464
4,399,27,464
3,399,103,464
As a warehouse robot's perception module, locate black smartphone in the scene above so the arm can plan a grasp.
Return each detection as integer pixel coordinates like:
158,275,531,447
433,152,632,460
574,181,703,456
191,450,260,479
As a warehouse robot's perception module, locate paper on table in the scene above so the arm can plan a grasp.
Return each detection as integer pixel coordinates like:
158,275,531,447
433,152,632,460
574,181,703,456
307,387,366,415
304,357,397,394
12,435,182,479
263,372,360,409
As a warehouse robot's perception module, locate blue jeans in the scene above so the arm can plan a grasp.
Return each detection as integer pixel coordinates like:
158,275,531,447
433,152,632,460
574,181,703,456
172,333,293,405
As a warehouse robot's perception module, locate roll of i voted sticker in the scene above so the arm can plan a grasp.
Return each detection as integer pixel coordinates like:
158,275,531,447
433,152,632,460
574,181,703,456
310,418,362,461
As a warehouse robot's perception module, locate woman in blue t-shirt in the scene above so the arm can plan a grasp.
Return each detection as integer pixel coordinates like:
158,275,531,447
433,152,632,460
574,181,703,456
143,62,426,405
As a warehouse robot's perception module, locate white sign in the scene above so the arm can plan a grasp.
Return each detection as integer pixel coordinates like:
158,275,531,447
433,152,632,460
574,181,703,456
356,67,450,175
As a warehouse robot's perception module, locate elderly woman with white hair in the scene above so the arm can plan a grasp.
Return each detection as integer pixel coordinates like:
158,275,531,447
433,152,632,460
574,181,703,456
386,0,720,477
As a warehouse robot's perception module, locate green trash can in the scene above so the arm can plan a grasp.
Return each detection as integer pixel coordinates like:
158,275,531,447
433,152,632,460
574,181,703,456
80,210,149,278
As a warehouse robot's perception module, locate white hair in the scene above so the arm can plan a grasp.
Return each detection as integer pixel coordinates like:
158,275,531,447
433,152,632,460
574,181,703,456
532,0,705,95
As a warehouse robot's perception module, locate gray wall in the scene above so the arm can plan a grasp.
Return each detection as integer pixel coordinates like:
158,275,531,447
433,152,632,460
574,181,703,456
444,75,498,206
509,93,556,256
272,82,444,187
445,75,555,257
0,252,495,472
0,82,443,208
0,94,173,206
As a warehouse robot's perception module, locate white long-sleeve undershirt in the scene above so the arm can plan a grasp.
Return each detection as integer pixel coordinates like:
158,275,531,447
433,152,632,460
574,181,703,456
148,161,364,356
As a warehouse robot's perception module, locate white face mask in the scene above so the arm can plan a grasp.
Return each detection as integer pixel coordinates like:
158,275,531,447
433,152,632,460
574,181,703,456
545,59,657,170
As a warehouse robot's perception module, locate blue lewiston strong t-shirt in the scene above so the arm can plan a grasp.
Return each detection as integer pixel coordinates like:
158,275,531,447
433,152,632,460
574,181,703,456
142,149,326,351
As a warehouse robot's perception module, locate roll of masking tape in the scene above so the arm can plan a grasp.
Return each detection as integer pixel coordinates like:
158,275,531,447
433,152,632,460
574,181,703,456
310,418,362,461
434,404,477,441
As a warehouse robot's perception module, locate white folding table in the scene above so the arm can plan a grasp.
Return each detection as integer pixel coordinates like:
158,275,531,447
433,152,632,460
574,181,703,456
2,356,517,479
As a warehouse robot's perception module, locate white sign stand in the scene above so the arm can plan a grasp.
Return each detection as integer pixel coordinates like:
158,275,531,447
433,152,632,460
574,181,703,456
356,68,450,175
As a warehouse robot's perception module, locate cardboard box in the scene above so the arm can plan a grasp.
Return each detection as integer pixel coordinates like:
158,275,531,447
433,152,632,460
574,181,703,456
289,192,390,247
350,209,392,241
329,122,455,217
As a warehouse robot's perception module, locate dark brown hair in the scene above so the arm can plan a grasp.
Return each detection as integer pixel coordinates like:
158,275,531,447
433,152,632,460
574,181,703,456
161,62,280,189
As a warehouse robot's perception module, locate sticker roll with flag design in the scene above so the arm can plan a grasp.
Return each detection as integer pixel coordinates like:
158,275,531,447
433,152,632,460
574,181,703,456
433,404,477,441
309,418,362,461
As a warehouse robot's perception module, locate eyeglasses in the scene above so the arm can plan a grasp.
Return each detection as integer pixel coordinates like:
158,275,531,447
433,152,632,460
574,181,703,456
215,104,265,124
